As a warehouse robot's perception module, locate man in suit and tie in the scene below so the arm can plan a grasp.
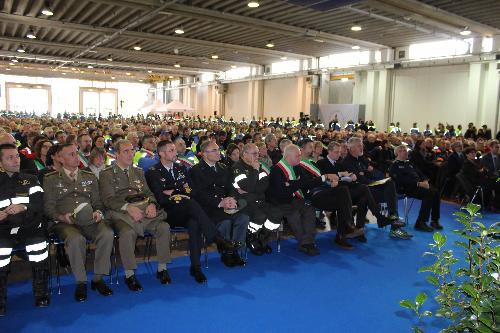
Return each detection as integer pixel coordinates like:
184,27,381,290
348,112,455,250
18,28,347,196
44,143,114,302
99,140,171,291
480,140,500,178
145,140,243,283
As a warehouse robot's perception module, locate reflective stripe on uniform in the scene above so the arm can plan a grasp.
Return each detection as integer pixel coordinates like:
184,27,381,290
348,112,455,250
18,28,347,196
0,199,10,209
258,172,267,180
0,258,11,268
232,174,247,189
248,221,262,233
11,196,29,204
26,241,47,253
29,186,44,195
0,248,13,256
264,219,280,230
28,251,48,263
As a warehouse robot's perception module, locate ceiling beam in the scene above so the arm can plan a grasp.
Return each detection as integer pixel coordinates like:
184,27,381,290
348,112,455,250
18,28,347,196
89,0,390,49
0,13,312,61
368,0,500,36
0,35,257,68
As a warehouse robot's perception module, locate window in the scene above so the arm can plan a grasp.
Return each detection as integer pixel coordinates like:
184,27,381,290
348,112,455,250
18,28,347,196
482,37,493,53
200,72,215,82
271,60,300,74
223,67,251,80
408,39,471,60
6,83,50,115
319,51,370,69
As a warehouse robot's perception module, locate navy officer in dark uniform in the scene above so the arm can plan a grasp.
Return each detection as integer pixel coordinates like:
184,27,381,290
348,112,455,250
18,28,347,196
390,145,442,232
145,140,243,283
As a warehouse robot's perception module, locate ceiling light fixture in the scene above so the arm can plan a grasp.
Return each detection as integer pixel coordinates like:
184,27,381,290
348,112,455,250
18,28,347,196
111,76,115,80
460,27,471,36
248,1,259,8
147,70,152,73
5,68,11,71
231,65,237,69
313,39,324,43
211,54,219,59
266,41,275,48
139,79,143,82
87,65,94,69
17,45,26,53
126,72,131,76
9,63,15,66
174,27,184,34
351,25,362,31
106,55,113,61
174,63,181,68
133,45,142,51
169,76,174,79
71,67,76,71
352,45,360,50
41,2,54,16
61,72,66,75
280,56,288,60
26,29,36,39
341,77,349,82
11,58,18,63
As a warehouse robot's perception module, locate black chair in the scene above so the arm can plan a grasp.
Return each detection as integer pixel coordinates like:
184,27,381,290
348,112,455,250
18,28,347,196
455,172,484,208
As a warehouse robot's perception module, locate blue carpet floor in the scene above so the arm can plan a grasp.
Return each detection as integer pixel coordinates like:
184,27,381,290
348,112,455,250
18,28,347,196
2,202,499,333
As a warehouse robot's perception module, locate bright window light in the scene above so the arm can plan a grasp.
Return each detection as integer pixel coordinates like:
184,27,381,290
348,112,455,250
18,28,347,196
200,72,215,82
375,50,382,63
271,60,300,74
408,39,471,60
482,37,493,53
319,51,370,69
224,67,251,80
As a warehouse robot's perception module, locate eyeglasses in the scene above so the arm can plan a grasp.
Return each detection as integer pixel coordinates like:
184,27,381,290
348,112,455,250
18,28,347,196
245,151,259,156
205,148,221,153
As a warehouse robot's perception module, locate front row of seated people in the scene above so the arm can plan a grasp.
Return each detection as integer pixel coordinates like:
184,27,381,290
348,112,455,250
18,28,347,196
0,137,443,315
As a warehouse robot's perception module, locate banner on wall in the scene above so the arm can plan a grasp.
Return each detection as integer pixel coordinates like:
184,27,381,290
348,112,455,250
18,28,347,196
310,104,365,126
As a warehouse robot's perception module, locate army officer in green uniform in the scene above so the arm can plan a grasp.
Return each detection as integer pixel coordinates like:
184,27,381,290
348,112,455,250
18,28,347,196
44,143,114,302
99,139,171,292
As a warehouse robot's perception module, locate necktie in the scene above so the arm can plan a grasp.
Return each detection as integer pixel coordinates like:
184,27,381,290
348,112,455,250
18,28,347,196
69,171,76,182
169,168,175,179
211,165,217,173
124,168,129,180
493,155,497,171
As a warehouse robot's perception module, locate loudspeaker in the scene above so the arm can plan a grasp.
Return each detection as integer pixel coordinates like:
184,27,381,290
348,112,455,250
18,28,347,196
496,53,500,60
394,63,402,69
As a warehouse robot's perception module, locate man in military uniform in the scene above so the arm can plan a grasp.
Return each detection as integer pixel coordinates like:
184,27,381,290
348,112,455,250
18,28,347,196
0,143,49,315
99,139,171,291
390,145,442,232
146,141,243,282
44,143,114,302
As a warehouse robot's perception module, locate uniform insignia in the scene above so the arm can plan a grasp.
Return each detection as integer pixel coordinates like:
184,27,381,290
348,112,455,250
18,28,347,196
184,183,192,194
19,179,30,185
160,178,166,182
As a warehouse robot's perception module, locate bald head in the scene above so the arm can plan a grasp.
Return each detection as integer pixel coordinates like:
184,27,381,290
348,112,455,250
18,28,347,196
283,144,301,166
0,133,16,146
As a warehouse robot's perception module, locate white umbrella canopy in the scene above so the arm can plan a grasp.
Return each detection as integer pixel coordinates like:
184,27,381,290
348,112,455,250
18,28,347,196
144,100,194,115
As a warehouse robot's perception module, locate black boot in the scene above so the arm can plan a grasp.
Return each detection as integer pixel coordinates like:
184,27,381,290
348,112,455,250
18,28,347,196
246,231,264,256
214,235,242,253
32,266,50,308
220,250,235,268
0,273,7,316
257,228,273,254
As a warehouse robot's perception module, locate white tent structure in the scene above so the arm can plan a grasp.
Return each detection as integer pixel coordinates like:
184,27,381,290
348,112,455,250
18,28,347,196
144,100,194,116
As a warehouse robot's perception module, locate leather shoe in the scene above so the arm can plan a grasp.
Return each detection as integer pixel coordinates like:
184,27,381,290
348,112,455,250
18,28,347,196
156,270,171,285
430,220,443,230
355,234,367,243
124,275,143,292
415,221,434,232
262,244,272,254
345,226,365,239
190,266,207,284
221,253,235,268
35,296,50,308
231,253,246,266
216,237,242,253
298,243,320,256
246,233,264,256
91,279,113,296
334,236,353,250
376,216,392,228
74,282,87,302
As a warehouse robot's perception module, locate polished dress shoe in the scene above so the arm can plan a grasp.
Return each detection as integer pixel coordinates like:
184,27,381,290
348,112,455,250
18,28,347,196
430,220,443,230
156,270,172,285
190,266,207,284
333,236,353,250
74,282,87,302
246,233,264,256
35,295,50,307
345,226,365,239
355,234,367,243
231,253,246,266
124,275,143,292
221,253,235,268
414,221,434,232
215,237,242,253
91,279,113,296
298,243,320,256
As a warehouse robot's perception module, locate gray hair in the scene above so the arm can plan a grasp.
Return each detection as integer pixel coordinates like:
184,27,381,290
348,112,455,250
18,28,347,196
283,144,300,158
264,134,276,144
279,139,292,152
347,136,362,149
394,145,408,155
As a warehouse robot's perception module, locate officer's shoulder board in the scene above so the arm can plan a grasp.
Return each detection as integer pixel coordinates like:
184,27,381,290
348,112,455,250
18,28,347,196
44,170,58,178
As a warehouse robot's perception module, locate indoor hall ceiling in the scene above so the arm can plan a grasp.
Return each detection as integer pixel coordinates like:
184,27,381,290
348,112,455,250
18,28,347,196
0,0,497,81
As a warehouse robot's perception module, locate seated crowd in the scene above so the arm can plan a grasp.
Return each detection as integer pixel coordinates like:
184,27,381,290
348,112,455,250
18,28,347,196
0,112,498,317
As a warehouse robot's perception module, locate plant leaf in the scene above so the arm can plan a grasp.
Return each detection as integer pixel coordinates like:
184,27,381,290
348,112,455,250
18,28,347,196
415,292,428,307
426,275,439,286
400,299,415,310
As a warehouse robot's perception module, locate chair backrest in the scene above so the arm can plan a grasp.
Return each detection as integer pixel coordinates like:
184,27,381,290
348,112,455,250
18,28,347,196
455,172,473,196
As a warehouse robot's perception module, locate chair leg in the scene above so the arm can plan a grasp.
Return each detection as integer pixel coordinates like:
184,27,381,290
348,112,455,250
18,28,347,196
203,235,208,269
55,244,62,295
113,237,119,285
403,196,409,226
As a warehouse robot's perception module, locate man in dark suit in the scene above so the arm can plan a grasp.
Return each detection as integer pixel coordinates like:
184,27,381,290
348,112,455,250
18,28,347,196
146,140,243,283
0,133,38,176
189,141,249,270
480,140,500,178
390,145,442,232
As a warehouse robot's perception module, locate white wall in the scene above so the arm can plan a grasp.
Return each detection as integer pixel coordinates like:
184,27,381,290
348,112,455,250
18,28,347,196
0,74,150,117
390,64,470,130
225,81,252,121
263,77,301,119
